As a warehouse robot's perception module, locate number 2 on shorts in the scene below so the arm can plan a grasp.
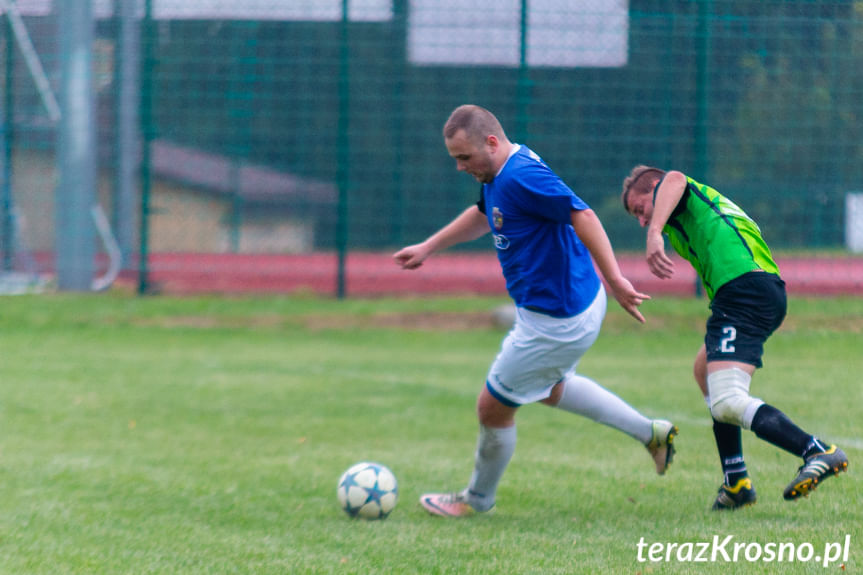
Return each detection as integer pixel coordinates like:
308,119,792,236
720,326,737,353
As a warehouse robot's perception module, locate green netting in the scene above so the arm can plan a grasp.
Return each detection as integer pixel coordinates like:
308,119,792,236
1,1,862,293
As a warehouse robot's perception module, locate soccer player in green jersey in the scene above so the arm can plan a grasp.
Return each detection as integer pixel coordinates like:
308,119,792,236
622,166,848,510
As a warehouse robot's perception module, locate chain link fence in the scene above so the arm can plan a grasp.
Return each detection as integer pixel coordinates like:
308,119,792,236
1,1,862,295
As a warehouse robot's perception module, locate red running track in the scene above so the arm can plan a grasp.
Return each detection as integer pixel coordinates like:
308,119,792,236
135,252,863,297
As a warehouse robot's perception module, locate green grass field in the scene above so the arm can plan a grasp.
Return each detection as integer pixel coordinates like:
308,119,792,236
0,293,860,574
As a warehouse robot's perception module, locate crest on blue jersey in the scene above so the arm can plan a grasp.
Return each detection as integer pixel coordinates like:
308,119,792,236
492,207,503,230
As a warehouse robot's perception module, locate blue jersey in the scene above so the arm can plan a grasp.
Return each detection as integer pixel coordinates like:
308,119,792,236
476,145,600,318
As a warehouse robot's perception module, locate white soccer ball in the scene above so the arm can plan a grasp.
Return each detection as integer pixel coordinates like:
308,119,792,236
337,462,399,520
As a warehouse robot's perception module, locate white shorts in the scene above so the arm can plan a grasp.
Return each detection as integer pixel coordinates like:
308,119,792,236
485,286,607,407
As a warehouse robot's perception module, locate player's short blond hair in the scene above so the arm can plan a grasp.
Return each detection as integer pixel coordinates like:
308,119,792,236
622,165,666,213
443,105,506,144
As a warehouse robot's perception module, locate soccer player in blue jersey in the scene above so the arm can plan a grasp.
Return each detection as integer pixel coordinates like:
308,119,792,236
622,165,848,509
393,105,678,518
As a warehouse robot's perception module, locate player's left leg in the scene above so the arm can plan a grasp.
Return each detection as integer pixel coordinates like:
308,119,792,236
543,373,677,474
697,346,755,510
707,361,849,501
545,373,653,443
705,272,847,502
538,286,677,474
535,286,677,474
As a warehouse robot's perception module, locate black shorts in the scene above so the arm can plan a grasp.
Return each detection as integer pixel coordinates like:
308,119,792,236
705,271,787,368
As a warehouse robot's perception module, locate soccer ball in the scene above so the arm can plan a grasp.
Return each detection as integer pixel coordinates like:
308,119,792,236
337,462,398,520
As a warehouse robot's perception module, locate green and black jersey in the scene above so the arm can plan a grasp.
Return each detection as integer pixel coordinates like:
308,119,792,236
657,175,780,299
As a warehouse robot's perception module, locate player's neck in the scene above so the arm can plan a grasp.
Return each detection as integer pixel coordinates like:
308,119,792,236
493,141,517,175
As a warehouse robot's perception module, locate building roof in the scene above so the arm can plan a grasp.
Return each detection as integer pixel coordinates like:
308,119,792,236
151,139,336,207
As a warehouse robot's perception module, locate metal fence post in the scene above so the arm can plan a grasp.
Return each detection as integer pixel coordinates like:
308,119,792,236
115,0,141,270
56,0,96,291
1,18,13,273
336,0,350,299
137,0,154,294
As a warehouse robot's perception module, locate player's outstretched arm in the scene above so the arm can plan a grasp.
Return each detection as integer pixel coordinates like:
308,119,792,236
393,205,489,270
645,171,687,279
571,208,650,323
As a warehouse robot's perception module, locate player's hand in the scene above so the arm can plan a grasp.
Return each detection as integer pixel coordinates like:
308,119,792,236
646,232,674,279
393,243,431,270
607,277,650,324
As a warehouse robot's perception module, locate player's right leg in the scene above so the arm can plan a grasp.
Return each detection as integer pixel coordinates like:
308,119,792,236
708,365,850,503
420,387,516,518
420,491,484,518
700,272,783,509
783,444,849,500
421,304,561,519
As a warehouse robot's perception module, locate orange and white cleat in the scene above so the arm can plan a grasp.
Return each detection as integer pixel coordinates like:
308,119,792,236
420,491,490,518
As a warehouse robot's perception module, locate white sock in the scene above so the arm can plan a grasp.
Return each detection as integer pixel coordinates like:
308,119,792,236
466,424,516,512
554,373,653,444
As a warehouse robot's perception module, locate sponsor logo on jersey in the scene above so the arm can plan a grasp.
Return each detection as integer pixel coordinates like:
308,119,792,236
492,207,504,230
493,234,510,250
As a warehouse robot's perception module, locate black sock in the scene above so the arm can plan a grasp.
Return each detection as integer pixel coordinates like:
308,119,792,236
802,437,829,459
749,404,815,458
713,418,748,486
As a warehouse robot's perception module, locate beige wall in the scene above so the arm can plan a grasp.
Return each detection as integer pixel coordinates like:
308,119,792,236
150,184,313,253
9,150,312,255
